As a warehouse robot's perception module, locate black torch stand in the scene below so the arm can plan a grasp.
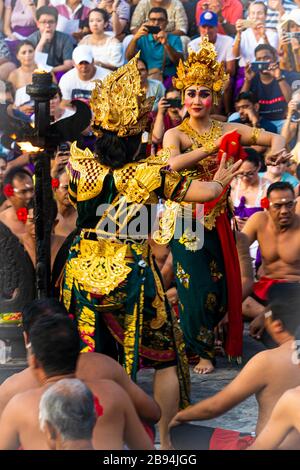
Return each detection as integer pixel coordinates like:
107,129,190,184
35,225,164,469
26,72,58,298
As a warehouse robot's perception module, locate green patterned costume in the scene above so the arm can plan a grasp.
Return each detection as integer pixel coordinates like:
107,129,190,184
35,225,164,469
60,142,191,406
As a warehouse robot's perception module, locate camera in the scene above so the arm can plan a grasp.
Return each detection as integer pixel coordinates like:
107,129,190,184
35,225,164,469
58,142,70,153
285,31,300,40
251,61,270,73
291,102,300,123
146,25,161,35
166,98,182,108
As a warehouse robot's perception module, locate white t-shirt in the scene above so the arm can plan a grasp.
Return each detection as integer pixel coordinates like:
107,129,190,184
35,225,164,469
188,34,235,63
58,66,109,102
239,28,279,67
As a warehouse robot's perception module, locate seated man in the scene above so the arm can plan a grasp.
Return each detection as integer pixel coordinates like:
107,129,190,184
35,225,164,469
169,282,300,450
242,181,300,330
52,168,77,239
0,314,154,450
126,7,183,85
195,0,243,37
0,298,161,430
59,45,109,108
39,378,96,451
248,323,300,450
27,6,74,76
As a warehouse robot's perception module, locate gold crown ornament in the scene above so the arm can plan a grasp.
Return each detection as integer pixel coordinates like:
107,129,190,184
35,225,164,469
173,36,229,105
90,53,154,137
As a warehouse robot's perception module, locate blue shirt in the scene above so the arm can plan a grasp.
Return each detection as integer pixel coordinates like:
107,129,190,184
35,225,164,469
137,33,183,78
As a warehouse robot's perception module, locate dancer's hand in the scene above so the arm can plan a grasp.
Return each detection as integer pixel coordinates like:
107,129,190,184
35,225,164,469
213,153,243,190
265,148,292,166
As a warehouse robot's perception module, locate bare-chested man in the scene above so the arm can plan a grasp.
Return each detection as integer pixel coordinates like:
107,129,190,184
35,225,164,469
0,167,34,239
248,322,300,450
169,283,300,450
52,169,77,238
242,181,300,336
19,200,65,271
0,299,161,427
0,313,154,450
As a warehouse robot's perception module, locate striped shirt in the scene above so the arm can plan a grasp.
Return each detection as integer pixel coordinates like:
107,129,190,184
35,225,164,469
265,0,297,30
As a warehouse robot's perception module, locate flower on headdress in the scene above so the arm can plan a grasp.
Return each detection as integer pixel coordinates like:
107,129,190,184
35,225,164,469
3,184,14,198
260,197,270,209
51,178,59,189
175,79,184,90
16,207,28,223
213,80,223,92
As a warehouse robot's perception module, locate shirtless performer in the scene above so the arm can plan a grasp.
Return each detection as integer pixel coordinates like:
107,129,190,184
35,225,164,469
0,167,34,239
242,181,300,336
0,298,161,427
52,169,77,238
248,323,300,450
20,200,65,271
169,283,300,450
0,314,154,450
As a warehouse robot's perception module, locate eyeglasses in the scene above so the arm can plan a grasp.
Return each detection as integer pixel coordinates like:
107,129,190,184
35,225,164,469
39,20,56,25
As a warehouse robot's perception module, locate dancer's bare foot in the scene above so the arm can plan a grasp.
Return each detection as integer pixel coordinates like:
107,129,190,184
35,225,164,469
193,357,214,374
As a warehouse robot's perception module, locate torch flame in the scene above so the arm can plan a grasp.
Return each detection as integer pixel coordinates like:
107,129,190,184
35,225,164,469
10,134,17,140
18,142,44,153
33,69,49,74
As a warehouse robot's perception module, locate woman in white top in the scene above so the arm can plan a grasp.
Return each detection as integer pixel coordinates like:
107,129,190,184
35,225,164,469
79,8,123,71
8,39,56,115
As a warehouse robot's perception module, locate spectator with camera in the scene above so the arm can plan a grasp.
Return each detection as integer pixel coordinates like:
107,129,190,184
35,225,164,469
151,86,183,150
233,1,279,67
130,0,188,37
279,9,300,73
126,7,183,85
27,6,74,78
281,89,300,150
58,45,108,107
241,44,296,133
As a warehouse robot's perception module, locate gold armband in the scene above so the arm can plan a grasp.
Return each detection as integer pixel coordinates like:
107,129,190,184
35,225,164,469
250,126,261,146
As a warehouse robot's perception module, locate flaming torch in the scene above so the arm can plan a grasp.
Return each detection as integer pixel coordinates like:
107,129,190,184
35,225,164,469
26,71,58,298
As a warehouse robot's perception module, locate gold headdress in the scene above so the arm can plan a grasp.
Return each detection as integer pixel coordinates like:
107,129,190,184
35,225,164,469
173,36,229,104
90,53,154,137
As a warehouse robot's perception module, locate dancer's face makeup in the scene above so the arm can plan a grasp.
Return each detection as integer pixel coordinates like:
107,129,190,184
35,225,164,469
184,86,212,117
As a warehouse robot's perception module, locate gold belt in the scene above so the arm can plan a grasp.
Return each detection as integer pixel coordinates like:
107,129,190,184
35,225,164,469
70,231,148,296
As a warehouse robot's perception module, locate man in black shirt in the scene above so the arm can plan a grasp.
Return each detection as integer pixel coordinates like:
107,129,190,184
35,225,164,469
28,6,74,75
241,43,299,133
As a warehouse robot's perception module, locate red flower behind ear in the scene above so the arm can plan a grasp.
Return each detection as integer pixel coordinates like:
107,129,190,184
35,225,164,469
51,178,59,189
260,197,270,209
3,183,14,198
16,207,28,223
